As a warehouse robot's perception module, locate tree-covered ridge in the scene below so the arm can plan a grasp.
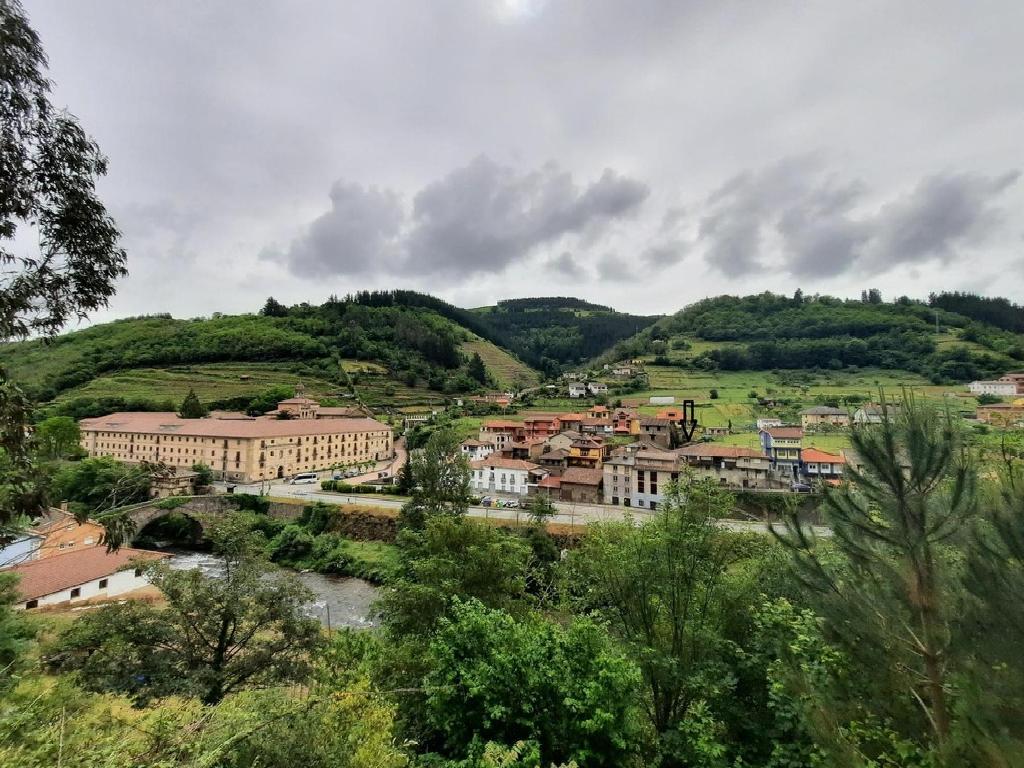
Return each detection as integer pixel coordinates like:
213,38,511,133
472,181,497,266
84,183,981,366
602,291,1024,383
930,290,1024,334
471,296,659,375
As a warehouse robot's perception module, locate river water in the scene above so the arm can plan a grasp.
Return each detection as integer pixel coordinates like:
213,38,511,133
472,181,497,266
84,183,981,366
165,550,381,629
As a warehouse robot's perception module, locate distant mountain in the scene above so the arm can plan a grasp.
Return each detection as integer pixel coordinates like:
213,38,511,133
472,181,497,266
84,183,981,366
596,292,1024,383
471,297,660,376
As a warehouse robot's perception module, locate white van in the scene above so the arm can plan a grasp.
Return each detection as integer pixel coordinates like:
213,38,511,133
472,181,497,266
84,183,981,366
290,472,319,485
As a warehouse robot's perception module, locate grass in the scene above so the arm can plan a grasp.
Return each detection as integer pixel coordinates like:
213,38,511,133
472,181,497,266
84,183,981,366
460,337,540,388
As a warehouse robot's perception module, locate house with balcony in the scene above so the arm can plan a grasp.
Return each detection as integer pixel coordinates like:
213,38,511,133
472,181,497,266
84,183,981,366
611,408,641,436
478,420,524,451
675,444,773,489
800,406,850,430
523,415,560,440
800,448,845,484
759,426,803,478
602,445,681,510
460,439,496,462
567,439,605,470
469,457,543,497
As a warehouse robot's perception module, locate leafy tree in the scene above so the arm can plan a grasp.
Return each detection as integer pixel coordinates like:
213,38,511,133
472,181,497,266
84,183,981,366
398,427,470,530
52,514,322,704
0,0,127,528
568,476,740,754
976,392,1004,405
178,387,207,418
31,415,81,460
395,451,414,495
47,455,152,516
778,396,977,752
191,461,213,487
246,384,294,416
467,352,488,385
709,388,719,399
380,516,530,638
0,573,32,691
260,295,289,317
421,599,641,766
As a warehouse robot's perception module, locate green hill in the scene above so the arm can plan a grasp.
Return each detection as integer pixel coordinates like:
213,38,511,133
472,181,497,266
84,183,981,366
0,292,540,418
597,292,1024,383
471,296,659,377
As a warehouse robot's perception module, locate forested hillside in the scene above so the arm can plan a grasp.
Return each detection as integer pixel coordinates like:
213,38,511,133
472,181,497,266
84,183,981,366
930,290,1024,334
598,291,1024,382
471,297,658,376
0,292,539,416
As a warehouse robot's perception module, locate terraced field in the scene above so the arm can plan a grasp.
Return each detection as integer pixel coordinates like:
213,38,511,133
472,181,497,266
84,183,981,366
460,337,540,388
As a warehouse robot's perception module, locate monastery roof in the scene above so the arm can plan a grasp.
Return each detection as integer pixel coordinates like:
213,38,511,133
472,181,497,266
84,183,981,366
80,412,389,438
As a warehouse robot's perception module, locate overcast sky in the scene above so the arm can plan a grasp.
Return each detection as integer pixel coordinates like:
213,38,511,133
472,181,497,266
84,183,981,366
22,0,1024,322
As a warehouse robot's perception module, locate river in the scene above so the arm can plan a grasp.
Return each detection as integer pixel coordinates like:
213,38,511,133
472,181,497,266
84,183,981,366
165,550,381,629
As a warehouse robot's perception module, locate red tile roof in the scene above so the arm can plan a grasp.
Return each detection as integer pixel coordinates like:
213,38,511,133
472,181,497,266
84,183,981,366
80,412,389,438
481,420,523,430
801,448,846,464
560,468,604,486
764,427,803,439
537,476,562,489
3,547,168,601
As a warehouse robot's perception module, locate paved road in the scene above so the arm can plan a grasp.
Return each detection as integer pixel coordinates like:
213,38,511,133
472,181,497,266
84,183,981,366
223,481,830,537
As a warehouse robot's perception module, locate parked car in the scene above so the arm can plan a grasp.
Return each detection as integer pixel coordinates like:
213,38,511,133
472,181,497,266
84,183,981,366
791,482,812,493
291,472,319,485
332,472,343,481
344,469,360,479
480,496,493,507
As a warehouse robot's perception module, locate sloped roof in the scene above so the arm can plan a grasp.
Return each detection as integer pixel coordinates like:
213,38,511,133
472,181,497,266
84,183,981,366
801,448,846,464
3,547,168,601
676,444,763,459
800,406,847,415
80,412,389,438
764,427,803,438
470,457,539,471
560,468,604,486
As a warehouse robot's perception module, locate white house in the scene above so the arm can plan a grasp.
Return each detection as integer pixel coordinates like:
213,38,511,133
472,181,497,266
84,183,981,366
469,457,542,497
587,382,608,395
4,546,168,610
756,417,783,430
968,380,1018,397
460,439,495,462
568,384,588,398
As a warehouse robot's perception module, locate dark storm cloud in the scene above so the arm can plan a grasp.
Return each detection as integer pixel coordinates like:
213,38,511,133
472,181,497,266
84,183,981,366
596,253,631,280
272,156,648,279
642,241,686,267
695,158,1019,278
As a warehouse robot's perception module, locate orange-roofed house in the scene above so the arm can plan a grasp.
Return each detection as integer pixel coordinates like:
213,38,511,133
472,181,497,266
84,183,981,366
587,405,609,419
800,448,845,483
611,408,641,436
3,546,168,610
555,413,584,431
523,415,560,440
567,439,605,470
558,467,604,503
478,420,524,451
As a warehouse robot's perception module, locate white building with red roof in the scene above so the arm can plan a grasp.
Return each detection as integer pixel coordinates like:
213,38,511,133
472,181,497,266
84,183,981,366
3,546,168,610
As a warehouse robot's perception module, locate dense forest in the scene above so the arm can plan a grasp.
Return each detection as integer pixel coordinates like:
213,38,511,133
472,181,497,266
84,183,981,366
600,291,1024,382
930,290,1024,334
471,296,658,376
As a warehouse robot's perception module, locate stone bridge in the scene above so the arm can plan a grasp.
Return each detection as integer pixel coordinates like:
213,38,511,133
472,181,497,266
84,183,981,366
123,495,237,534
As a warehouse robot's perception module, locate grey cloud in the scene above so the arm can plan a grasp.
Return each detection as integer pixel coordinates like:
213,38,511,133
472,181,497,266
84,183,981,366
271,181,404,276
642,241,687,267
404,156,648,277
273,156,648,280
596,253,631,280
695,158,1019,278
548,251,587,279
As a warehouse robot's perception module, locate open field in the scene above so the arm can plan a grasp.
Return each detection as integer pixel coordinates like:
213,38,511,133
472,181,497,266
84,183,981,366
460,337,540,388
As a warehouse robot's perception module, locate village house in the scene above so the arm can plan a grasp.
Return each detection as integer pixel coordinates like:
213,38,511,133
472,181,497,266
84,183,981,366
150,469,201,498
800,406,851,430
499,439,547,461
602,445,680,510
587,382,608,396
544,429,587,452
568,384,588,398
587,405,609,419
80,408,393,484
478,419,523,451
756,417,783,430
611,408,641,436
460,439,495,462
976,403,1024,426
554,413,584,433
759,426,803,478
469,456,542,497
0,506,106,568
800,448,845,484
522,415,560,440
3,546,168,610
968,379,1019,396
639,417,674,448
675,444,773,489
537,447,569,473
558,468,604,504
566,438,605,470
580,417,613,436
701,426,730,437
